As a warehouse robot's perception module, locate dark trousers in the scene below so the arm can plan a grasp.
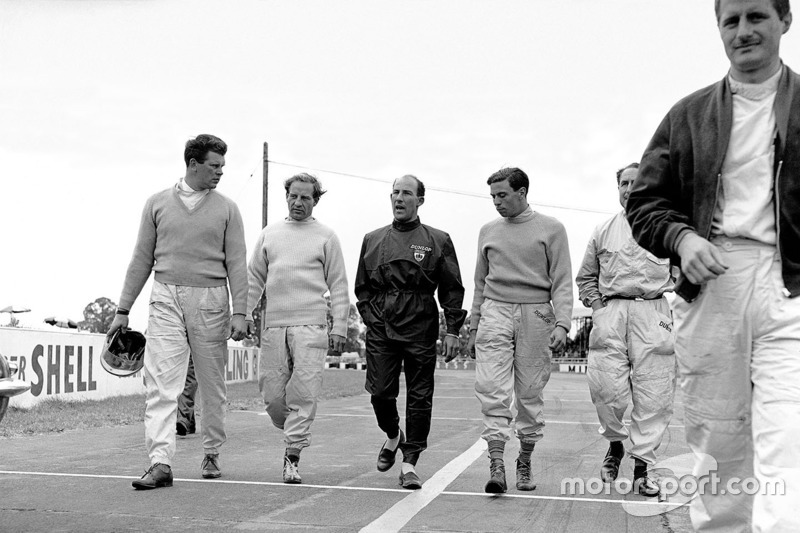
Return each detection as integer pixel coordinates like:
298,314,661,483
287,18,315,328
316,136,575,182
177,354,197,431
365,329,437,466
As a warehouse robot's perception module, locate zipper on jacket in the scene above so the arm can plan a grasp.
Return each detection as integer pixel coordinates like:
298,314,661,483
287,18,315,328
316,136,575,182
774,160,791,297
705,173,724,239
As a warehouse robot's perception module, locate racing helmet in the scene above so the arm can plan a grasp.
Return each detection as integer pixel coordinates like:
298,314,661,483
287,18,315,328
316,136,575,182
100,328,146,377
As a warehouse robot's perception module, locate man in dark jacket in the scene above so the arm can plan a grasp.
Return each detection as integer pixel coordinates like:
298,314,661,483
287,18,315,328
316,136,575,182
626,1,799,530
356,174,466,490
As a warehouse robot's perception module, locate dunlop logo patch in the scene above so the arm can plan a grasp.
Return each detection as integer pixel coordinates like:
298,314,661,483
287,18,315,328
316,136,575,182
534,310,552,324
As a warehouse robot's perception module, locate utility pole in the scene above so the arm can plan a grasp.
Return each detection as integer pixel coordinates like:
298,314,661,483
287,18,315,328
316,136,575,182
262,142,269,228
256,142,269,348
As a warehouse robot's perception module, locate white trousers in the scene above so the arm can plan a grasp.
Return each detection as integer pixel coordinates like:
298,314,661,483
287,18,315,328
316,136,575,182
259,325,329,450
587,297,676,465
474,299,555,444
673,237,800,533
143,281,230,466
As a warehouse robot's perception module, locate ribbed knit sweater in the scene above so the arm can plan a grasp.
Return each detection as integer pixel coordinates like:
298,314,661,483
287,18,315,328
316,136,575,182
246,217,350,336
119,187,249,315
470,207,573,332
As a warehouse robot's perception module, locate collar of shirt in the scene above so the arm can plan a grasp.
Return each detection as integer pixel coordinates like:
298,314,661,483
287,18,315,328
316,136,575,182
392,217,422,232
728,65,783,101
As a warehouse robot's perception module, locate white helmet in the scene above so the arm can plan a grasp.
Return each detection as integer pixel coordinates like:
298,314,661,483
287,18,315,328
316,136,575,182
101,329,146,377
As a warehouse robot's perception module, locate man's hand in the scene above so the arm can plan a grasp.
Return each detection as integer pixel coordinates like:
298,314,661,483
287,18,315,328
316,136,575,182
106,314,129,340
466,330,477,359
677,232,729,284
549,325,567,353
443,335,460,362
330,334,346,354
229,315,247,341
245,319,257,339
591,299,605,312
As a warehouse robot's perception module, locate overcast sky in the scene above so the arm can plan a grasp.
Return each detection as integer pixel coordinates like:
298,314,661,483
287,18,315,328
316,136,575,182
1,0,796,331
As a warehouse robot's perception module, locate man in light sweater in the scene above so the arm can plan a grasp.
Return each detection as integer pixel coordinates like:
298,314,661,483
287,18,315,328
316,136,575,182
245,173,349,485
467,167,573,494
627,1,800,529
576,163,676,497
108,134,249,490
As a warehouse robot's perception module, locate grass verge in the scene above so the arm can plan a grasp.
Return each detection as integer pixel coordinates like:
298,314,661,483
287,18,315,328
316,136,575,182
0,369,367,439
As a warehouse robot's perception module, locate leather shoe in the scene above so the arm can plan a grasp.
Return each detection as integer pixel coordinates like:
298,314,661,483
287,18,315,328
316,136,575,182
201,454,221,479
132,463,173,490
600,443,624,483
635,474,660,496
398,470,422,490
377,430,404,472
600,454,621,483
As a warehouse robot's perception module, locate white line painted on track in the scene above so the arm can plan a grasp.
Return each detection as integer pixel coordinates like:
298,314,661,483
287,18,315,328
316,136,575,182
440,490,668,506
359,438,487,533
0,470,669,507
435,396,593,402
258,412,686,429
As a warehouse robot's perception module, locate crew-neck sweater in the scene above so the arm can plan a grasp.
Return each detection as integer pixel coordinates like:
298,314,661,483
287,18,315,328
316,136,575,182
246,217,350,336
470,207,573,332
119,187,248,315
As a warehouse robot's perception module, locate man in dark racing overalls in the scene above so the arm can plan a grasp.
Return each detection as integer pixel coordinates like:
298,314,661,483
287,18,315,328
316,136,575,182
356,174,466,490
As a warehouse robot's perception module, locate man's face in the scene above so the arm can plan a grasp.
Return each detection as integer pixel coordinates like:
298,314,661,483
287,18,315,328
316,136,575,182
490,179,527,218
618,167,637,210
190,151,225,190
718,0,792,82
391,176,423,223
286,181,317,221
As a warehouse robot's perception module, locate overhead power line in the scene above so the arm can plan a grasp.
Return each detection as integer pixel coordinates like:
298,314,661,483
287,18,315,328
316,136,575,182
268,159,615,215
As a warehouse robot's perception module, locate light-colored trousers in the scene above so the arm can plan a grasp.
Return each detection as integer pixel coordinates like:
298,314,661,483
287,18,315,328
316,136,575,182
259,325,329,450
587,296,676,465
474,299,555,444
143,281,230,466
674,237,800,533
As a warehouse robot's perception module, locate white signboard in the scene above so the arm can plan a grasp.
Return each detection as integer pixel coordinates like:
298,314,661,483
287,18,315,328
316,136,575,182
1,327,257,409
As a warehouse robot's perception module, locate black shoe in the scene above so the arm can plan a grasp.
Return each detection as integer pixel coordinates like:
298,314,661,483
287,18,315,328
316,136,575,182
132,463,173,490
484,459,507,494
398,470,422,490
377,430,404,472
176,421,187,436
600,443,624,483
633,458,659,496
201,454,221,479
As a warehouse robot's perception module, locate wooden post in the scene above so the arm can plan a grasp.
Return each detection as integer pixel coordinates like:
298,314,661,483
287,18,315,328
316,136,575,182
256,142,269,347
262,142,269,229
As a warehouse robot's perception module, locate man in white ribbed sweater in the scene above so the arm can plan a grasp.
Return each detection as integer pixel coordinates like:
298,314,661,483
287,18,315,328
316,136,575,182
245,173,349,484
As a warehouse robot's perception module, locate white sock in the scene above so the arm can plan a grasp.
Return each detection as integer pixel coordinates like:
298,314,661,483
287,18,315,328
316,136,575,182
401,462,416,475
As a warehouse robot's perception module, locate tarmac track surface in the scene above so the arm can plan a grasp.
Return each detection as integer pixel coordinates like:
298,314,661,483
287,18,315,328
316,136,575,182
0,371,692,532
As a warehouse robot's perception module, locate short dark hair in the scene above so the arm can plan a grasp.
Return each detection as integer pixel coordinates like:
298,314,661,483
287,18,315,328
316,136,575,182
616,162,639,184
487,167,529,195
394,174,425,197
715,0,791,19
184,134,227,167
284,173,326,200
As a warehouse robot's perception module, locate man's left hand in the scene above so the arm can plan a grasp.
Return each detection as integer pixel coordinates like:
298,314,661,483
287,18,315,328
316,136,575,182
229,315,247,341
330,334,346,354
549,325,567,353
443,335,460,362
